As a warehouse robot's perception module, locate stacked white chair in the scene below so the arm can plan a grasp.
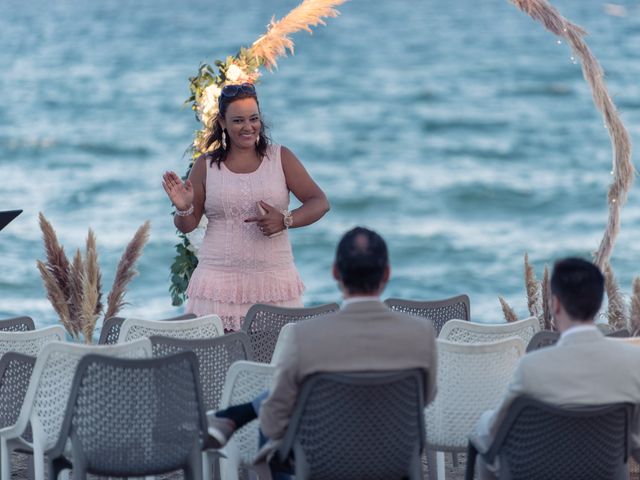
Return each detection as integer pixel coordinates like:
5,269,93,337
0,338,153,480
117,315,224,343
425,338,525,480
439,316,540,347
217,360,276,480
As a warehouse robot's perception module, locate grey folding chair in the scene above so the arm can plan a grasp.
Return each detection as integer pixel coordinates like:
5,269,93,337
384,295,470,336
527,328,631,353
525,330,560,352
150,333,254,480
0,317,35,332
47,351,209,480
465,396,633,480
98,312,197,344
274,369,426,480
149,332,254,411
242,303,340,363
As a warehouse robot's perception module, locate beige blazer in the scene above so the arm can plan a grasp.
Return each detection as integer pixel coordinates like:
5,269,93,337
259,299,438,440
473,328,640,456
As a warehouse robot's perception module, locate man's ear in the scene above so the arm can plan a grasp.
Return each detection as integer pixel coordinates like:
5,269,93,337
332,263,340,281
551,294,562,315
381,265,390,283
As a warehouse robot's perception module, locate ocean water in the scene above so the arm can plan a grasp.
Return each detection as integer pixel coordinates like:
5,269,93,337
1,0,640,334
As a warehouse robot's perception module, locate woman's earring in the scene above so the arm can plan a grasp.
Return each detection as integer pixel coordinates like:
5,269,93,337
255,135,260,147
221,130,227,149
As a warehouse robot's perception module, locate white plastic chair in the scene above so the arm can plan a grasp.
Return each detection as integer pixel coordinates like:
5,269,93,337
216,361,275,480
425,337,525,480
0,338,153,480
0,326,66,357
270,323,294,366
117,315,224,343
439,316,540,347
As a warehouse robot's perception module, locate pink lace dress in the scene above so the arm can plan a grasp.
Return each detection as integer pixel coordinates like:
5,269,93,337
185,144,305,331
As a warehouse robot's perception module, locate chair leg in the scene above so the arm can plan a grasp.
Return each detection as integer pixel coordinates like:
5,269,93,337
425,449,437,480
465,443,478,480
436,452,446,480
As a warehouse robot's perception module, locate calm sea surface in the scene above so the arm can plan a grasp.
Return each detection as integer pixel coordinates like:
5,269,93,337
2,0,640,334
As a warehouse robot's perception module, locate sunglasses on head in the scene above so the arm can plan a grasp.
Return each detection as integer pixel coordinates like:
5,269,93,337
220,83,256,99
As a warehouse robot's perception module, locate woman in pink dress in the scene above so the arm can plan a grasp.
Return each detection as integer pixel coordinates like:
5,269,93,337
162,83,330,331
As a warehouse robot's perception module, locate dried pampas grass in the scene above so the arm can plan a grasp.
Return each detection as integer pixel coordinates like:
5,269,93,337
524,253,542,320
604,262,627,331
37,259,73,336
105,221,151,319
250,0,348,70
509,0,633,268
630,278,640,336
499,296,519,323
38,213,150,342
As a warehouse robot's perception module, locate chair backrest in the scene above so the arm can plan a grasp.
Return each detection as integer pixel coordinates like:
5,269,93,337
9,339,152,455
0,352,36,430
117,315,223,343
271,322,295,365
487,396,632,480
426,338,525,452
384,295,470,335
50,351,207,477
242,303,340,363
279,370,426,480
218,361,276,478
99,313,197,344
440,317,540,347
526,330,561,352
0,316,35,332
607,328,631,338
0,325,66,357
150,332,254,411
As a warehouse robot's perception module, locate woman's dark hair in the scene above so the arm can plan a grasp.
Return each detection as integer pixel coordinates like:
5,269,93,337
335,227,389,294
550,257,604,321
201,89,271,168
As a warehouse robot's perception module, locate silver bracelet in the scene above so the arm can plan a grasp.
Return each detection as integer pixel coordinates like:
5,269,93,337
175,204,194,217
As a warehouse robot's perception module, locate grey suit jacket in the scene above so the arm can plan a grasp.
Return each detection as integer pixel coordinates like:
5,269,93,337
473,328,640,455
259,299,438,440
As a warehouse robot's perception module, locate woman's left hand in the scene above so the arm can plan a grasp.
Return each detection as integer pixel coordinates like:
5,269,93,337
244,200,284,236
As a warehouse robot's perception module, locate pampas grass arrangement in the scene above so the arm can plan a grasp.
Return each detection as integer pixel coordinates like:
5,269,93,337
37,213,150,343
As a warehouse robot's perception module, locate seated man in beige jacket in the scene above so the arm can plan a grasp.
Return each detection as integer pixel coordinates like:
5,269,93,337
208,226,438,463
472,257,640,479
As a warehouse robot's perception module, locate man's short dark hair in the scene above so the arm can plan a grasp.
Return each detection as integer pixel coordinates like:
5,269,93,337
550,257,604,321
335,227,389,294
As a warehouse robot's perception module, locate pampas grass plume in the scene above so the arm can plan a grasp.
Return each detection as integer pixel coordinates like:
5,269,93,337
250,0,348,70
524,253,542,319
604,262,628,331
630,277,640,336
499,296,519,323
104,221,151,319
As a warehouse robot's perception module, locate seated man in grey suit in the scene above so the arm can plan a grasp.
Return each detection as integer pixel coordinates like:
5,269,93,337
208,226,438,459
472,257,640,479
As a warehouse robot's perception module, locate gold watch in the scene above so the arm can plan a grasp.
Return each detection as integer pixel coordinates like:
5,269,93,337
282,210,293,228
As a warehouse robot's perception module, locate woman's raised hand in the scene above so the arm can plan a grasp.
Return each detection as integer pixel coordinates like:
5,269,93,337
162,171,194,211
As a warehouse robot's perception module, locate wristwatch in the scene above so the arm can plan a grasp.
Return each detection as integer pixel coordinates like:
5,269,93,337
282,210,293,229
